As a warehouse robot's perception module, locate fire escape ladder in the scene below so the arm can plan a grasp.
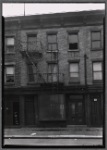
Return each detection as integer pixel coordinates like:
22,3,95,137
25,51,46,83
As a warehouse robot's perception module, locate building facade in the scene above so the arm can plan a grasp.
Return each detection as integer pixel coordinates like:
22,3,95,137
3,10,104,127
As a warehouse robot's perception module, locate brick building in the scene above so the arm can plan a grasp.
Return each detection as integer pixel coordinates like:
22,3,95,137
3,10,104,127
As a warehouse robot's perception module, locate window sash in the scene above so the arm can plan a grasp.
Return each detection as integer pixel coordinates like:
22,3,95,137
93,71,102,80
91,32,101,41
48,35,57,43
93,62,102,80
27,35,37,51
91,31,101,49
69,34,78,43
70,63,79,78
6,37,14,46
93,62,102,71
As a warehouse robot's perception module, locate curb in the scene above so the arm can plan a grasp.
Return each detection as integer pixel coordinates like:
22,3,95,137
4,135,103,139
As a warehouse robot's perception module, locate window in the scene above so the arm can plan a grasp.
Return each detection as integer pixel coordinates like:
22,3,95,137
93,62,102,81
48,63,58,82
27,64,37,82
91,31,101,49
5,37,15,53
69,63,79,82
68,33,78,50
47,34,57,51
5,66,15,83
27,35,37,51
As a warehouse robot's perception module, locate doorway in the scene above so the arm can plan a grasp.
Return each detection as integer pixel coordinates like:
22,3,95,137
67,95,85,125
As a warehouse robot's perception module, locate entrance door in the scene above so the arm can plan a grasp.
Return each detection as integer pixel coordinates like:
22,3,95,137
25,98,35,126
91,95,102,126
13,102,20,125
67,98,85,125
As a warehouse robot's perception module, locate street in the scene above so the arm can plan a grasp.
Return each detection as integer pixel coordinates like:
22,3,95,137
4,138,103,146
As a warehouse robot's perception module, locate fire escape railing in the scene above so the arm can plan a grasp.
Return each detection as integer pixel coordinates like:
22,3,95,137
28,73,64,84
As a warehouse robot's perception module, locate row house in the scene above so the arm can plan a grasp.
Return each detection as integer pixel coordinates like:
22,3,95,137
3,10,104,127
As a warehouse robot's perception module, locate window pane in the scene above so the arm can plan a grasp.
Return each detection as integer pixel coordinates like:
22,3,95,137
52,44,57,50
69,43,78,50
93,62,102,71
92,41,101,49
6,76,14,82
28,36,37,51
92,32,100,40
94,72,102,80
70,63,79,72
70,72,79,77
6,38,14,46
6,67,14,74
48,64,58,73
48,35,57,43
69,34,78,43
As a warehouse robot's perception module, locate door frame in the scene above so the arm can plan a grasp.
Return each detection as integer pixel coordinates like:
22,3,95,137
66,94,85,125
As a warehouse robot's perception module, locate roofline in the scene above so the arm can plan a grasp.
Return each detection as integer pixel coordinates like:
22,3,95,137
4,9,105,21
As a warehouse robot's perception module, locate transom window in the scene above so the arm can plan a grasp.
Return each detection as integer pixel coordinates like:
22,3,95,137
5,37,15,53
93,62,102,80
68,33,78,50
5,66,15,83
27,35,37,51
47,34,57,51
91,31,101,49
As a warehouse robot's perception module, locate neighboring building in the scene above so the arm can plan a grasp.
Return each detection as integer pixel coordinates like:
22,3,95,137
3,10,104,127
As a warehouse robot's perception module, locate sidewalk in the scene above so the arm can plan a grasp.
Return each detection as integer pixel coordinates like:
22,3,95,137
4,127,103,139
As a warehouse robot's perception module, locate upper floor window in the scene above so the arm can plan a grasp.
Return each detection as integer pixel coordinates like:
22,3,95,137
47,34,57,51
69,63,79,82
27,64,37,82
27,34,37,51
91,31,101,49
68,33,78,50
5,66,15,83
93,62,102,81
48,63,58,82
5,37,15,53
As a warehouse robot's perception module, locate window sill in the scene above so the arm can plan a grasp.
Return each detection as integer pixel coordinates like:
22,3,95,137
47,51,58,53
91,48,103,51
5,52,15,55
4,82,15,85
68,49,79,52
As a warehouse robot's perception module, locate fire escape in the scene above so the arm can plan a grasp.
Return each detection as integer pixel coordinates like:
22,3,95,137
20,37,64,90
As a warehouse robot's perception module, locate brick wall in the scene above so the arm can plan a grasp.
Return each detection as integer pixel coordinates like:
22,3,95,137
4,15,104,87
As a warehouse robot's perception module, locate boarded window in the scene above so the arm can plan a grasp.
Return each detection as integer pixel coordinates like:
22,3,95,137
91,31,101,49
5,37,15,53
47,34,57,51
69,34,78,50
27,35,37,51
93,62,102,80
5,66,15,83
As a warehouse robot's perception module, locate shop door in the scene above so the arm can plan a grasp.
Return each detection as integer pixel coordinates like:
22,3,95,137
13,102,20,125
67,99,85,125
25,99,35,126
91,95,102,126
